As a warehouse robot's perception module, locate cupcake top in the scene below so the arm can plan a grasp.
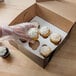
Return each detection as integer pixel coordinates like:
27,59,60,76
50,33,61,42
40,46,52,57
28,28,39,39
40,26,50,35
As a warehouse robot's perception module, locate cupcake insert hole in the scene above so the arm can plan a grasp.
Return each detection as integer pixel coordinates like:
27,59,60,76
29,40,40,50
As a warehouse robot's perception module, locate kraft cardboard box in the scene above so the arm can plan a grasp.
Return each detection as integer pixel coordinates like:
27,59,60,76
9,0,76,68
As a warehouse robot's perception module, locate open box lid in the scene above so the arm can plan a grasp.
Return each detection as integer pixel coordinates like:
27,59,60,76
36,0,76,23
35,0,76,34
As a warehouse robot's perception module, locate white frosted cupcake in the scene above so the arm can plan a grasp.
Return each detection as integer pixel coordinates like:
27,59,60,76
39,26,51,38
50,33,61,44
0,47,10,58
28,28,39,40
40,46,52,57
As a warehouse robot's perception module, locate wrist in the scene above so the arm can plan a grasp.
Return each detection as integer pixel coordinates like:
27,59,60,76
1,25,13,36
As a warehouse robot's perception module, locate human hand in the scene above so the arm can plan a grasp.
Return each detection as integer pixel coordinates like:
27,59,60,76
1,22,36,43
12,23,36,43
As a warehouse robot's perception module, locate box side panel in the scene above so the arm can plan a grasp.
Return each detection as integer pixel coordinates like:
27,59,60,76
36,4,73,33
9,40,45,68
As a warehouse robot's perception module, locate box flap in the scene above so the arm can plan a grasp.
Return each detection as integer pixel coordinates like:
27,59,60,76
36,0,76,3
37,0,76,23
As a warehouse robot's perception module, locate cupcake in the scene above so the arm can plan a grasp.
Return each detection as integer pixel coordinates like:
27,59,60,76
39,26,51,38
28,28,39,41
40,45,52,57
0,47,10,58
50,33,61,44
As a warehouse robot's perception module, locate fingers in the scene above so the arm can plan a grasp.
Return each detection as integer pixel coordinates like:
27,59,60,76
16,33,35,44
11,22,37,43
25,24,36,31
29,25,36,28
13,30,32,42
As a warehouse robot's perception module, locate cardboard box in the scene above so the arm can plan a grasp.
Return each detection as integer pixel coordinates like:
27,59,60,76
9,0,75,68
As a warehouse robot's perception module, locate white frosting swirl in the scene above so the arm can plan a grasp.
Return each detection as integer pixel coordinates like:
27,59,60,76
50,33,61,42
28,28,38,38
40,26,50,35
40,46,52,57
0,47,7,56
